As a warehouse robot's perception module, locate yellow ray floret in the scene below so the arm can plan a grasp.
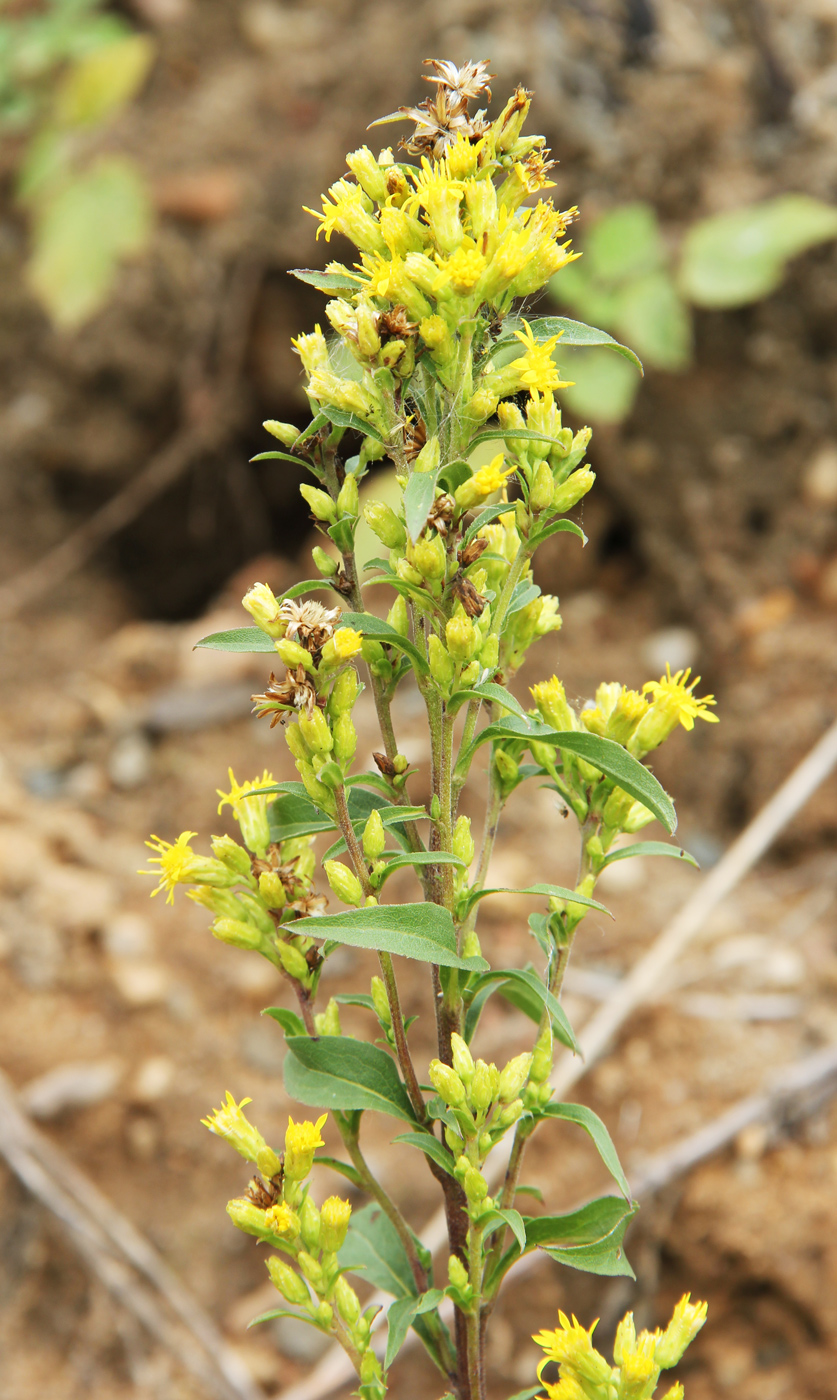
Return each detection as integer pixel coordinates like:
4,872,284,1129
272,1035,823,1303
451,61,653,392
511,321,572,395
141,831,199,904
284,1112,328,1181
642,665,718,730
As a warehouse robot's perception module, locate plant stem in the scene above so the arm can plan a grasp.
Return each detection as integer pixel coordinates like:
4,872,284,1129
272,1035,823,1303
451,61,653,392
335,1114,429,1295
465,1219,485,1400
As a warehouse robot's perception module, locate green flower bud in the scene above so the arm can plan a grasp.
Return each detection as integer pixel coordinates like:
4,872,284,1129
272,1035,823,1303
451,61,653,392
242,582,284,638
412,532,446,580
452,816,474,867
363,501,406,549
334,1273,361,1326
460,659,480,687
332,711,357,770
320,1195,353,1254
479,634,499,670
236,889,278,936
370,975,392,1026
395,557,423,587
264,419,301,448
355,299,382,357
495,1098,524,1131
328,667,360,717
386,594,410,637
655,1296,708,1369
551,467,595,514
258,871,286,909
428,635,455,691
266,1256,310,1307
530,1027,553,1085
299,1194,321,1253
362,809,387,860
428,1058,467,1107
461,928,482,961
297,762,336,814
300,483,337,522
337,473,359,518
414,435,441,474
278,940,311,981
445,1125,462,1152
313,1300,333,1329
285,723,312,762
312,545,339,577
447,1254,470,1293
530,459,555,513
314,997,342,1036
469,1059,498,1113
210,834,254,878
299,707,334,756
211,917,265,952
324,860,363,907
275,636,315,672
493,747,519,793
297,1251,324,1289
462,1164,488,1204
359,1349,383,1386
531,676,576,731
446,612,477,663
497,1052,532,1104
450,1033,475,1086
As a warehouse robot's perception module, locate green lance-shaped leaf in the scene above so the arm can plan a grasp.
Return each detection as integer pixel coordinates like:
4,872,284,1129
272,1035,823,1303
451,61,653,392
193,626,278,654
463,966,581,1054
374,851,466,889
250,449,310,465
537,1103,631,1200
461,501,518,545
295,412,331,445
385,1292,444,1370
283,1035,417,1122
404,467,440,542
317,403,387,443
601,840,699,870
679,194,837,309
392,1131,457,1176
339,1203,418,1297
262,1006,306,1037
287,902,487,971
524,1196,638,1278
526,517,588,550
339,611,430,675
267,792,338,842
447,682,530,721
481,1207,527,1252
490,316,644,372
289,267,364,295
461,882,610,920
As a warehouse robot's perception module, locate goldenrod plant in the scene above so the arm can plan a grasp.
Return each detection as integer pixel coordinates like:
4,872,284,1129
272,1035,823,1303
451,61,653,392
143,61,712,1400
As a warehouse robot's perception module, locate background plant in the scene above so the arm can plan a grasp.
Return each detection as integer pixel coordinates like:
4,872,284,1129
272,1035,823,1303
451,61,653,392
0,0,155,329
143,61,711,1400
549,195,837,422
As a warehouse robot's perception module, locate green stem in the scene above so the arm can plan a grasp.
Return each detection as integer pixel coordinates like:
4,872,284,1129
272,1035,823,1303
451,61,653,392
452,696,483,810
465,1219,485,1400
335,1114,429,1295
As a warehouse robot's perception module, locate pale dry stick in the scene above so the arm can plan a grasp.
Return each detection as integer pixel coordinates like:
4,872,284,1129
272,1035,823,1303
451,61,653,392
276,715,837,1400
0,1070,260,1400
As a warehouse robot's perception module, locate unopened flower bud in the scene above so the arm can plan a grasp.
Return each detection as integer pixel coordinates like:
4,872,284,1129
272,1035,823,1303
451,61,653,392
278,940,311,981
461,928,482,961
428,1058,467,1107
497,1052,532,1104
530,459,555,513
370,975,392,1026
285,723,311,762
300,483,337,523
314,997,342,1036
462,1165,488,1204
530,1027,553,1085
334,1273,361,1325
551,467,595,514
495,1098,524,1130
328,667,360,716
452,816,474,867
312,545,339,577
531,676,575,732
446,612,477,663
324,861,363,907
447,1254,470,1293
211,834,253,878
259,871,286,909
493,747,519,792
450,1033,475,1086
460,660,480,687
299,708,333,755
321,1196,353,1254
242,582,284,637
386,594,410,637
264,420,301,448
337,473,359,519
320,627,364,668
299,1194,321,1252
479,634,499,670
428,635,455,691
297,1251,324,1289
267,1256,310,1306
212,917,264,952
470,1059,498,1113
275,636,315,672
655,1296,708,1369
355,299,382,357
412,532,446,581
363,501,406,549
332,711,357,770
362,809,386,860
313,1300,333,1329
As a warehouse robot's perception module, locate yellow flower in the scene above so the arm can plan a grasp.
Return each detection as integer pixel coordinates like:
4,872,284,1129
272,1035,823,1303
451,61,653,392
530,676,575,731
641,666,718,731
510,320,571,395
533,1312,612,1388
202,1091,282,1177
320,1195,352,1252
655,1294,708,1368
433,243,487,294
454,453,516,510
303,180,385,255
264,1201,301,1238
140,832,235,904
216,767,276,857
332,627,363,660
291,325,329,375
284,1113,328,1181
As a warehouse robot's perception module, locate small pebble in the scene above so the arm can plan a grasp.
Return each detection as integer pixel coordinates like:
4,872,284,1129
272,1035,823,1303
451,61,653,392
641,626,698,676
108,731,153,789
110,960,171,1006
131,1056,176,1102
803,442,837,506
20,1058,123,1120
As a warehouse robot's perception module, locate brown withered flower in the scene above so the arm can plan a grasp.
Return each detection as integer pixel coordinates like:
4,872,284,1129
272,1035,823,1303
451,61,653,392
380,305,418,338
279,599,340,655
426,492,456,538
422,59,494,103
403,415,427,461
251,667,320,725
459,536,489,569
451,572,487,619
373,752,397,778
290,893,328,918
246,1174,282,1209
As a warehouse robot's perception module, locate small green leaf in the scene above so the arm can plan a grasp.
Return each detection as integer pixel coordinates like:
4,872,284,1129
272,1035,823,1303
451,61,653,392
526,517,588,550
404,468,439,542
295,413,330,445
317,403,387,443
543,732,677,833
506,581,541,615
554,345,642,424
466,967,581,1054
268,792,338,843
601,841,698,869
289,267,363,294
447,682,529,721
250,449,308,465
194,626,275,653
679,195,837,309
339,611,430,674
525,1196,638,1278
438,459,471,493
375,851,465,888
385,1290,445,1369
538,1103,630,1199
314,1155,364,1189
614,271,692,372
585,203,665,284
461,501,516,545
339,1203,418,1297
462,882,610,919
467,426,567,454
284,1035,417,1122
287,902,486,971
247,1307,307,1328
483,1207,527,1252
392,1131,456,1176
262,1007,306,1037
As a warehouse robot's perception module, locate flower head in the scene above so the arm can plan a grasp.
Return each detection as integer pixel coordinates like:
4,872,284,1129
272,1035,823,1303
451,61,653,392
264,1201,301,1238
423,58,494,103
642,666,718,731
251,668,320,724
279,598,340,653
510,320,571,395
140,831,235,904
455,453,516,510
533,1312,612,1388
284,1113,328,1181
216,768,276,858
320,1195,353,1253
202,1092,282,1178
